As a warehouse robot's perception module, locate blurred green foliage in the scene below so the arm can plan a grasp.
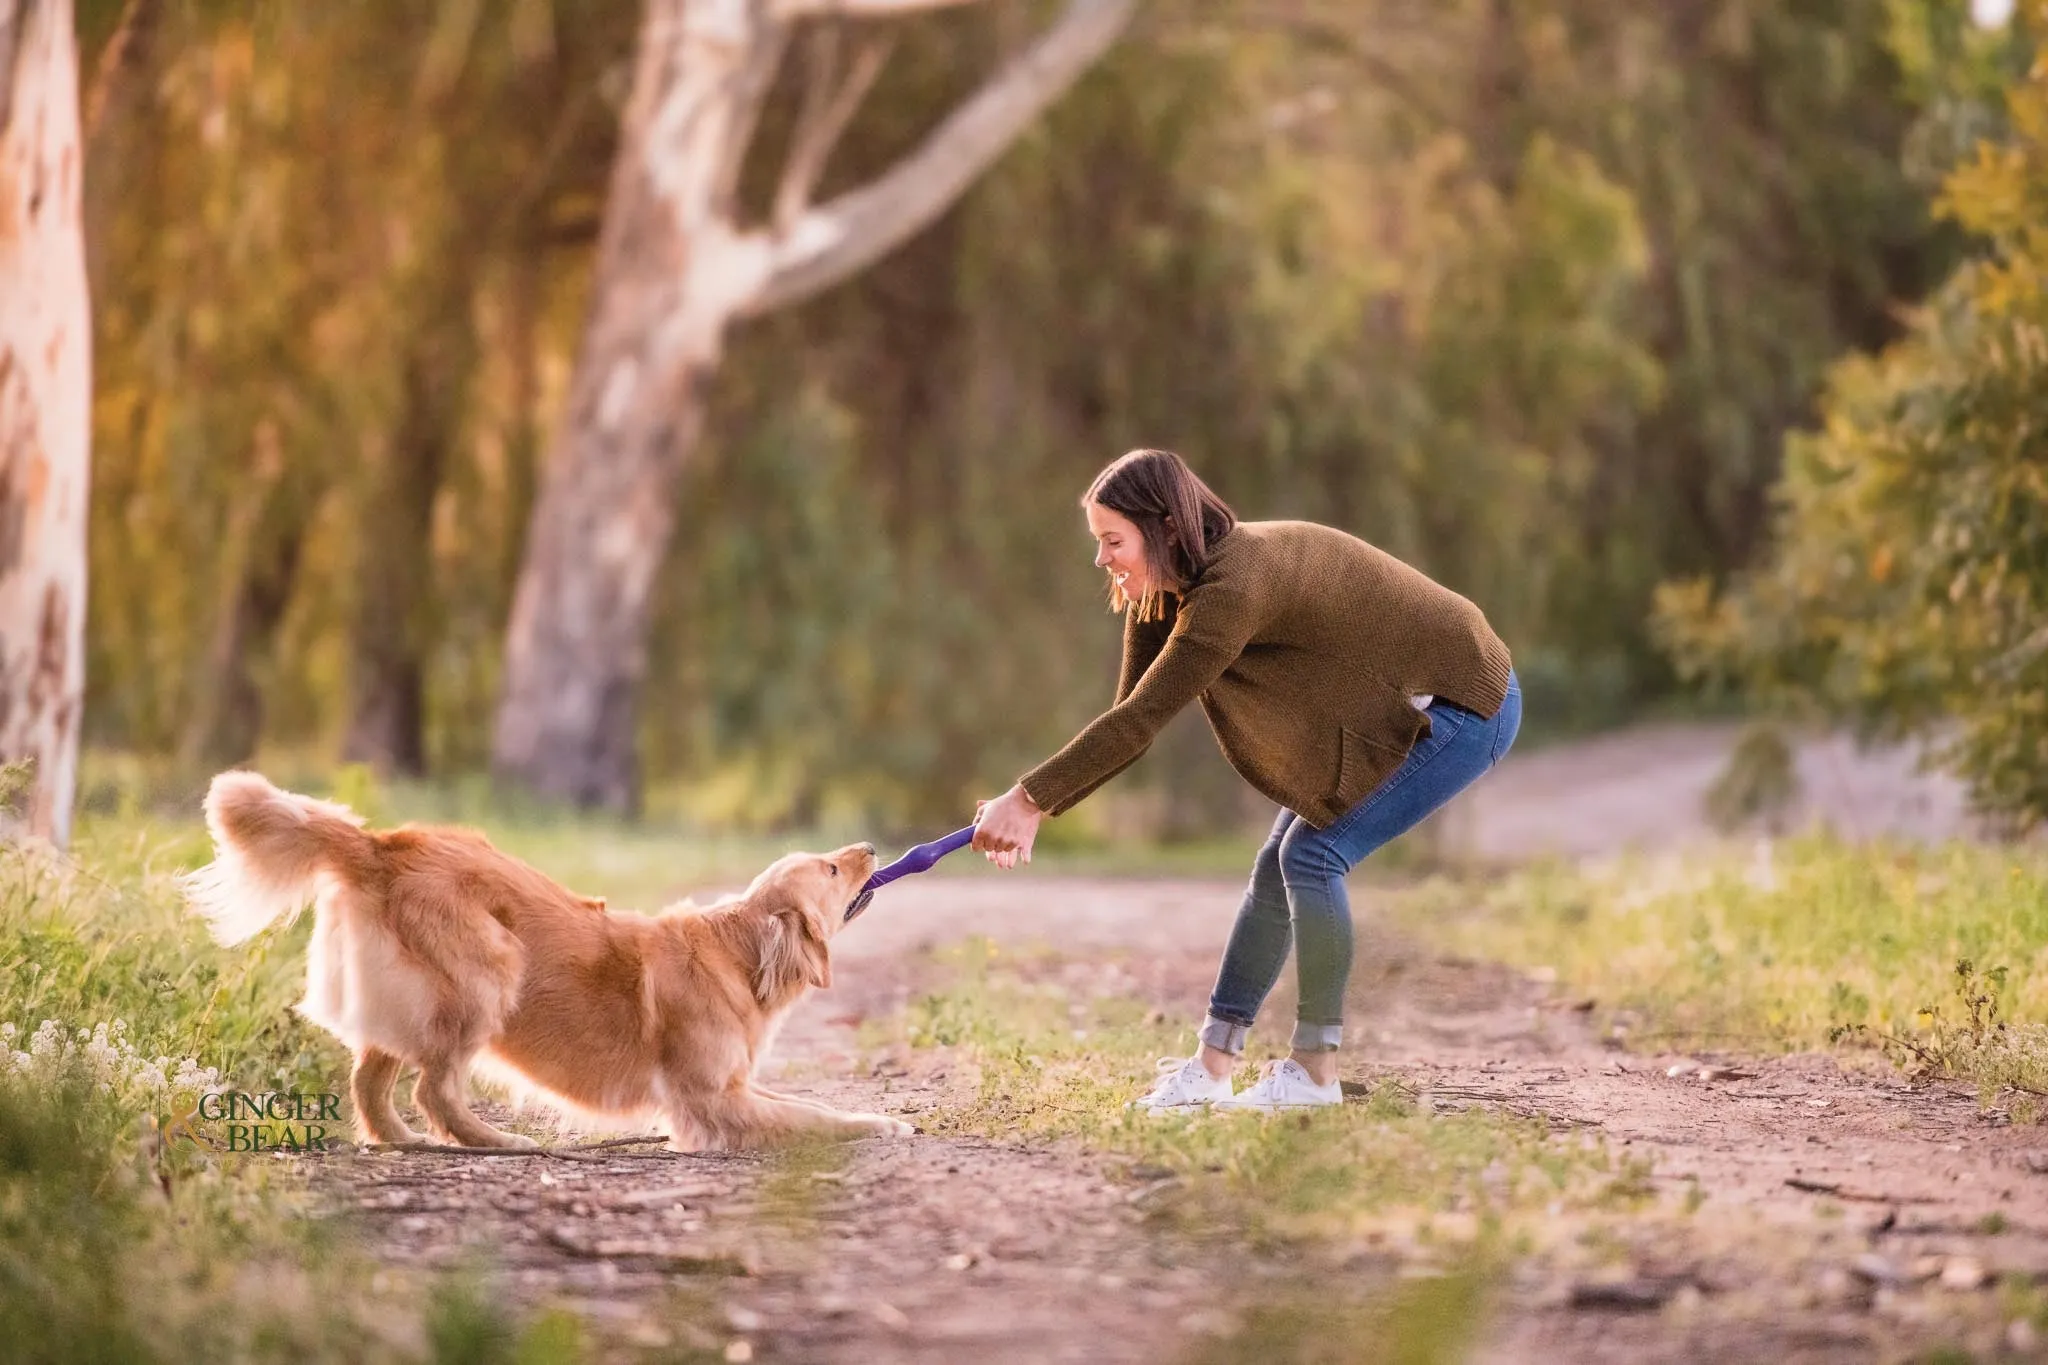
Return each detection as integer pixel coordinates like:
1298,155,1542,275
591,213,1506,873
1658,0,2048,829
79,0,1963,832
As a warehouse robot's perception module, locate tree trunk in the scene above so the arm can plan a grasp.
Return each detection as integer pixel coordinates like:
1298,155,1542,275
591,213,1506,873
498,235,543,598
0,0,91,847
340,303,471,776
182,425,312,768
492,0,1135,810
182,511,308,769
491,0,762,811
489,274,718,810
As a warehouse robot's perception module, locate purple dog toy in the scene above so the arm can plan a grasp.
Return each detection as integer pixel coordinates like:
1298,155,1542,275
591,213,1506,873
844,825,976,923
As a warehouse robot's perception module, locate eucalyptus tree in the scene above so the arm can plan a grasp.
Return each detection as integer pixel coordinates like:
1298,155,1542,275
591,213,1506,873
0,0,92,845
492,0,1138,810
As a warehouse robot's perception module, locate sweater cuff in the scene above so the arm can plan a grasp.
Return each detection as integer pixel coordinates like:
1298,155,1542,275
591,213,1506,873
1018,771,1059,815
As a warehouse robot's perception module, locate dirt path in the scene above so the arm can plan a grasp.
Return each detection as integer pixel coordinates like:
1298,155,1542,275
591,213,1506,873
1452,721,1983,860
1359,936,2048,1362
314,874,2048,1362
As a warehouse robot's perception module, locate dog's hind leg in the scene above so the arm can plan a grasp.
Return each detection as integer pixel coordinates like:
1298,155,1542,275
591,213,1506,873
350,1047,422,1145
413,1054,539,1149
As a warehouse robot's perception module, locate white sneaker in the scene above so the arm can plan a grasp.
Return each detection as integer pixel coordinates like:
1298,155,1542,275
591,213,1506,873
1129,1056,1234,1111
1212,1059,1342,1112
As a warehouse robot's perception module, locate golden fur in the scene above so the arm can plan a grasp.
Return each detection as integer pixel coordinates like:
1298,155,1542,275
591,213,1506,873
182,770,909,1152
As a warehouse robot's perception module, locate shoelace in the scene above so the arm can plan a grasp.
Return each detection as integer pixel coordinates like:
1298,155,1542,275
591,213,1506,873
1239,1059,1294,1099
1152,1057,1209,1098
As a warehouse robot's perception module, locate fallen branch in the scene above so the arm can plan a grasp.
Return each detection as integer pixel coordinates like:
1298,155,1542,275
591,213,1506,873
354,1132,684,1161
544,1226,755,1275
360,1141,606,1162
1783,1177,1937,1204
1568,1278,1687,1312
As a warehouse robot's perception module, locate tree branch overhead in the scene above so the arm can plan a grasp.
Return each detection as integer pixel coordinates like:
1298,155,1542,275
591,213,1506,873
772,0,984,18
773,26,895,234
746,0,1137,317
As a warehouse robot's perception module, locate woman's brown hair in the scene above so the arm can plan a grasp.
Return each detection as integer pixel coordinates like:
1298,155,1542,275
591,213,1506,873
1084,449,1237,620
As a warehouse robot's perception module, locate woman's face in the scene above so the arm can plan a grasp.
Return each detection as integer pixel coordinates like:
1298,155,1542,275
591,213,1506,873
1086,501,1153,598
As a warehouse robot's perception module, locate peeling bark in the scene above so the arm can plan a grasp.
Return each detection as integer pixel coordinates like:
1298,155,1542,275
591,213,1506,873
0,0,90,846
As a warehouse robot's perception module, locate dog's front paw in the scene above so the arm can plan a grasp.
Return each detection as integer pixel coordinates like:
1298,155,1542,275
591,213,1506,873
856,1113,916,1139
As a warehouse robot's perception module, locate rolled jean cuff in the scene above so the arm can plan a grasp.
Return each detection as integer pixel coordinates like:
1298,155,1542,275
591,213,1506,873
1199,1014,1251,1055
1291,1021,1342,1052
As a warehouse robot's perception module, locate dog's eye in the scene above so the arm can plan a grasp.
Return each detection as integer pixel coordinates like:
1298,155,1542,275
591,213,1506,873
829,863,838,876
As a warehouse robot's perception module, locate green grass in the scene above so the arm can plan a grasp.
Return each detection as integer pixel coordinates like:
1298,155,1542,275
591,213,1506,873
1179,1269,1494,1365
1384,834,2048,1097
0,803,658,1363
6,820,319,1091
0,1048,593,1364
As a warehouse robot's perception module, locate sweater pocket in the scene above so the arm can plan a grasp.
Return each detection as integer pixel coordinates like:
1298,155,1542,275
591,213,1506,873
1335,726,1409,811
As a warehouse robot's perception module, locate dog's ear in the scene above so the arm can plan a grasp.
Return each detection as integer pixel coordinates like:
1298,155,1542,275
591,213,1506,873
795,909,832,991
753,909,831,1002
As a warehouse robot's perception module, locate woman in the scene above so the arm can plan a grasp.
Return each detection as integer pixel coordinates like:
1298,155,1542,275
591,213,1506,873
972,449,1521,1111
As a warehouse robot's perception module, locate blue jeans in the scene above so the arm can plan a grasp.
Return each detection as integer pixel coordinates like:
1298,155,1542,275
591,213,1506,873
1200,671,1522,1054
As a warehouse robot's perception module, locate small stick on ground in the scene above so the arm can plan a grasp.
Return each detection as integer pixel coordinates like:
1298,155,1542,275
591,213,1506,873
1784,1177,1938,1204
359,1141,605,1162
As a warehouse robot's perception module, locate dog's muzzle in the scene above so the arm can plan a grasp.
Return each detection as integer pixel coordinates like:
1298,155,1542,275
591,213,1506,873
843,887,876,924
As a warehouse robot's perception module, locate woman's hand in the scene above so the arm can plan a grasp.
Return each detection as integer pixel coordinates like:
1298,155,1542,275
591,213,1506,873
972,784,1042,870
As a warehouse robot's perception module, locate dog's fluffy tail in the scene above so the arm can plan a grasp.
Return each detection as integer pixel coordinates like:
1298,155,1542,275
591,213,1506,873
183,771,375,946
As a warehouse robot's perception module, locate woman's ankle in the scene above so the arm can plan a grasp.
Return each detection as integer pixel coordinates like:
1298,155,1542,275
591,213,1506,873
1288,1050,1339,1087
1196,1043,1237,1080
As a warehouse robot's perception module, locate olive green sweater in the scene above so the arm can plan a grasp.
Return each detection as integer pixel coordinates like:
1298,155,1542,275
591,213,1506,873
1019,521,1514,829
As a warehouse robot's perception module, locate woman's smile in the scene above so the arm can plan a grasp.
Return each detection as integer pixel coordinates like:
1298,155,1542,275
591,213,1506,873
1087,500,1150,597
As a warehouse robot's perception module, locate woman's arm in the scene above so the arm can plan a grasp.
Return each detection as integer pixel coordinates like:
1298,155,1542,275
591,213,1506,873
1114,609,1173,706
1015,585,1255,818
973,612,1174,866
1039,610,1173,805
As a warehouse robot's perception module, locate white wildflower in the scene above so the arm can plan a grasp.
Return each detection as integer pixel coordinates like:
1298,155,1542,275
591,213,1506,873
29,1020,63,1057
3,1017,224,1108
172,1058,219,1091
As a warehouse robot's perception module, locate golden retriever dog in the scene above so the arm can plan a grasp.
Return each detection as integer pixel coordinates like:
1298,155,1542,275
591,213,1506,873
182,771,911,1152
